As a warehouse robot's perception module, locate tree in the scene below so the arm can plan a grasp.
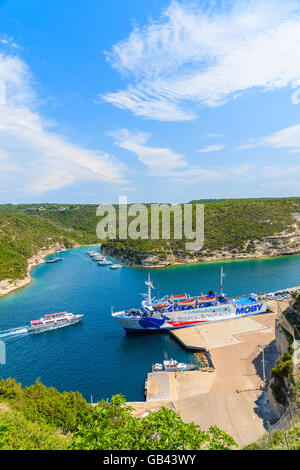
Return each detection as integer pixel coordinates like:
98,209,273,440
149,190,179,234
72,395,237,450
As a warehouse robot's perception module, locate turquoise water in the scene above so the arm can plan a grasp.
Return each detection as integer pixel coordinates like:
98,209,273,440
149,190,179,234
0,247,300,402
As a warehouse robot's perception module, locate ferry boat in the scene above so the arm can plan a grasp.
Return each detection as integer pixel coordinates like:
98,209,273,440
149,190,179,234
153,359,196,372
28,312,83,334
111,269,269,333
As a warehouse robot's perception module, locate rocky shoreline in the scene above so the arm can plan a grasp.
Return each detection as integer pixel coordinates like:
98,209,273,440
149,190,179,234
102,225,300,269
0,243,81,298
2,225,300,297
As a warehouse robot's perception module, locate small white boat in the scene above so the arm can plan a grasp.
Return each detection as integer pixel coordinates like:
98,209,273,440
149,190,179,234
46,255,63,264
87,251,98,257
153,359,196,372
110,264,123,269
98,260,112,266
92,255,105,261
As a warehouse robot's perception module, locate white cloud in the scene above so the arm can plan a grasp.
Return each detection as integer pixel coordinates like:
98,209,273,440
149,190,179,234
202,133,224,138
197,144,225,153
103,0,300,121
0,52,127,195
260,165,300,180
229,164,254,176
259,124,300,149
109,128,253,183
259,165,300,192
1,36,20,49
234,143,257,151
235,124,300,188
236,123,300,152
109,129,186,174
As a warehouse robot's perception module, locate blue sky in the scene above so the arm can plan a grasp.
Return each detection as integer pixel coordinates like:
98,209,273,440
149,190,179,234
1,0,300,203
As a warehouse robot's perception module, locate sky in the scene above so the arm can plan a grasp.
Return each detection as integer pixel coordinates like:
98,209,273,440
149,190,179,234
1,0,300,204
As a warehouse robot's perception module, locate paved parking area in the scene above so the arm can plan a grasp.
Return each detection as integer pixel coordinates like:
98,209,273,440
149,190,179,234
171,315,272,350
170,312,278,448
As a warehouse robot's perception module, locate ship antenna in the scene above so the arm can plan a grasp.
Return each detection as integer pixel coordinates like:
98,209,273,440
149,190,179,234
145,273,154,305
220,266,225,297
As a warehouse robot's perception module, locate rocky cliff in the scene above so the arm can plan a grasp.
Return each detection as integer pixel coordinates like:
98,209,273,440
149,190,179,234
103,223,300,268
268,295,300,418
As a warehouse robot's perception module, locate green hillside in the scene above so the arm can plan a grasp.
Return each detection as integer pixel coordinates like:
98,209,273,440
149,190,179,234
102,198,300,264
1,198,300,278
0,211,97,281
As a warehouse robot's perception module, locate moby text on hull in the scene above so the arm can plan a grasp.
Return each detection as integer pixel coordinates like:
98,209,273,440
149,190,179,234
111,269,269,332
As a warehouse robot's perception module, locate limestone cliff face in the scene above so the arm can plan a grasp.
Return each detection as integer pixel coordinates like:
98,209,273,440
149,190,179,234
268,296,300,417
268,384,285,419
103,224,300,268
268,323,290,418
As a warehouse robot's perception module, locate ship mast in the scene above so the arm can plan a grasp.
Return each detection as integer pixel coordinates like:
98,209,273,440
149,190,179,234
220,266,225,297
145,273,154,305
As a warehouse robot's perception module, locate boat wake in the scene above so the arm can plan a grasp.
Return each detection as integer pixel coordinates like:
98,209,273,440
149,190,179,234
0,326,29,339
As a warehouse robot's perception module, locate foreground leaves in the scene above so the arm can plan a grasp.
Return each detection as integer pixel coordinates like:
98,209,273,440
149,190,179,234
72,395,237,450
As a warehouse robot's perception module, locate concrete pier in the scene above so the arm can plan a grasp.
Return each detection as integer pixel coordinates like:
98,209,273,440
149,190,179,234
130,299,291,448
145,372,172,401
170,315,272,351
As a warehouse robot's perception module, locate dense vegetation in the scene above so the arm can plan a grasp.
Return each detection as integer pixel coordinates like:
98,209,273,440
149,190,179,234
0,208,98,281
0,406,72,450
102,198,300,263
0,379,237,450
1,197,300,279
271,295,300,405
244,422,300,450
0,203,101,235
0,378,91,433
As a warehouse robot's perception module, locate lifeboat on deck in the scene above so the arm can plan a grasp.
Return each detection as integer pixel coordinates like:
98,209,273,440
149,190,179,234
170,294,187,301
177,299,196,307
153,303,167,310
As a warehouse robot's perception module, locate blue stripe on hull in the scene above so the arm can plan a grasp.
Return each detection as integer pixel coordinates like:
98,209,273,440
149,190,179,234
124,328,166,334
124,309,270,333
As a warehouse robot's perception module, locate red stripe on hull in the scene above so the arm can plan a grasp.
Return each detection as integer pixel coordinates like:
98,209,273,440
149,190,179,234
168,320,209,327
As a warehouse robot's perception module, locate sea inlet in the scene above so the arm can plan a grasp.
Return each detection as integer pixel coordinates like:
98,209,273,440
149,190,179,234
0,246,299,402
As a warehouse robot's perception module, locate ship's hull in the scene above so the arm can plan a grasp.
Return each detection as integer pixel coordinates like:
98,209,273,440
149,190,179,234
28,317,82,334
113,302,269,332
154,365,196,372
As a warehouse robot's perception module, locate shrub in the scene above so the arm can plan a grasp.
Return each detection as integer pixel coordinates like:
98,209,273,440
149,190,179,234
0,407,71,450
72,394,237,450
0,379,92,433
